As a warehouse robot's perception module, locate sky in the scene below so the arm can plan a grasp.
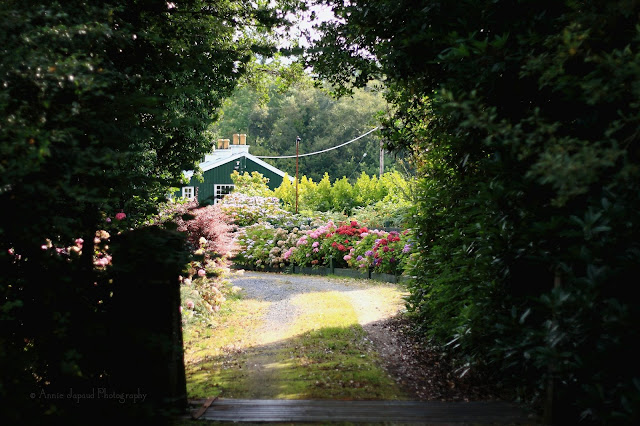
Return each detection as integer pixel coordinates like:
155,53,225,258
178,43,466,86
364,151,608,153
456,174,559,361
281,2,338,49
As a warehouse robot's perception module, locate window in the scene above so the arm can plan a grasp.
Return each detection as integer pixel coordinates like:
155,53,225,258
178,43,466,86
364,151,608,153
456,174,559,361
182,186,195,200
214,184,234,204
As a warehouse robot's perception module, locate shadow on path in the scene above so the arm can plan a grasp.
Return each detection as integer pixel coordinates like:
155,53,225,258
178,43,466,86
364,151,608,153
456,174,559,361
183,271,539,423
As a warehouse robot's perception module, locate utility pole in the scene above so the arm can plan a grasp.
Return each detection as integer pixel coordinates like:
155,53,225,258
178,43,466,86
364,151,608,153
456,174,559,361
379,140,384,177
295,136,301,214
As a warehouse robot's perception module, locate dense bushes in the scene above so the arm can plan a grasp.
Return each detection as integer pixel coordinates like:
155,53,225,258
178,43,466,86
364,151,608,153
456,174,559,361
226,171,416,273
233,225,302,270
310,0,640,423
229,170,413,227
0,0,300,422
157,200,234,256
152,200,242,331
220,193,291,227
275,171,411,218
234,219,416,275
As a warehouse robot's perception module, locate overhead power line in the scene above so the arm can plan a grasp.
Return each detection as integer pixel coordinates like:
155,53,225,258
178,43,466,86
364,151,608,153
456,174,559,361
255,127,380,159
348,152,368,181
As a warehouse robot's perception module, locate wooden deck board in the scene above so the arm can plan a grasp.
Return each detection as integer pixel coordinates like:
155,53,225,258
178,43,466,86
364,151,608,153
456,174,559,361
187,399,537,423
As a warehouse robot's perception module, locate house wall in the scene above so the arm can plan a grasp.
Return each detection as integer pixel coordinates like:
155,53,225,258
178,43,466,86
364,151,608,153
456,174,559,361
178,156,286,203
245,158,285,190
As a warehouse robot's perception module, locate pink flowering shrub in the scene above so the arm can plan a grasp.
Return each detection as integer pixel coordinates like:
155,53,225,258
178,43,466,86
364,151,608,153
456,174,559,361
180,269,235,325
294,222,415,274
153,200,238,324
232,218,417,275
347,229,387,270
233,224,302,269
320,221,369,268
179,237,236,325
159,200,235,256
368,231,413,274
291,221,336,267
100,209,131,234
31,229,115,270
346,230,414,274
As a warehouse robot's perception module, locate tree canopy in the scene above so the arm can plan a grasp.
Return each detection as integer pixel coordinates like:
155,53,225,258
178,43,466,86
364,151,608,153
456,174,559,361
308,0,640,423
3,0,639,422
0,0,305,422
209,74,395,181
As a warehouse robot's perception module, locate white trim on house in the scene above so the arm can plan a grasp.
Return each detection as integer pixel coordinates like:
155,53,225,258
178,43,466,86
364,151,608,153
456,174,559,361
213,184,235,204
181,186,195,200
200,152,290,179
183,146,294,183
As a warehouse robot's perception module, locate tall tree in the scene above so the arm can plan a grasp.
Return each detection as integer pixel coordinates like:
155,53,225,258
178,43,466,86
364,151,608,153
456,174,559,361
210,73,393,181
0,0,304,421
308,0,640,423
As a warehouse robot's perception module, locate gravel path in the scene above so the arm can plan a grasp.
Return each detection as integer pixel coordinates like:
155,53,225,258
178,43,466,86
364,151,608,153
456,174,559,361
185,271,534,421
224,270,405,399
225,270,509,403
230,271,404,339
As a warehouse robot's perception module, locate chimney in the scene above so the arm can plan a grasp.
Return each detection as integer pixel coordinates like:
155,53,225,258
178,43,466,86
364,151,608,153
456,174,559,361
233,133,239,145
240,134,246,145
217,139,224,150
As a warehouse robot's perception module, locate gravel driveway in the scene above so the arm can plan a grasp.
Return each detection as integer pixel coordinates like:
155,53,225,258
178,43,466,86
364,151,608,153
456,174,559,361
224,270,406,398
230,271,404,342
224,270,508,403
185,272,533,421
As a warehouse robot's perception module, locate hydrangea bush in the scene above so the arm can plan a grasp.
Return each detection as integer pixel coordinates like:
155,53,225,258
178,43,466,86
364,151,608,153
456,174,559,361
233,224,303,270
291,221,337,267
368,231,414,275
234,219,416,275
220,193,287,227
320,221,370,268
347,229,388,271
220,192,346,231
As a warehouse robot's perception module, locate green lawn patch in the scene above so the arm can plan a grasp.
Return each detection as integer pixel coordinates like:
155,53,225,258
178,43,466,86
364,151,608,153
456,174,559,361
183,289,405,400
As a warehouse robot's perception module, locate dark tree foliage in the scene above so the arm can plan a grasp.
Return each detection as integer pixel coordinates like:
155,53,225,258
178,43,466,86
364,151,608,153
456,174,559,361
0,0,303,422
309,0,640,423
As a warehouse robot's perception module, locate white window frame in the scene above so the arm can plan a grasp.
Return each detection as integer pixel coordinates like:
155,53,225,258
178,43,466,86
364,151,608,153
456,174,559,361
182,186,195,200
214,184,235,204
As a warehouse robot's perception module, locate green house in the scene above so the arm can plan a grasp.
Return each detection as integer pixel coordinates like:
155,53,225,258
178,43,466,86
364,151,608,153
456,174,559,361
177,139,290,204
